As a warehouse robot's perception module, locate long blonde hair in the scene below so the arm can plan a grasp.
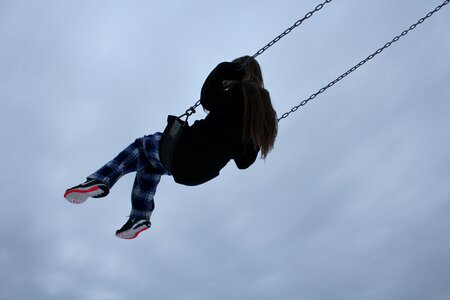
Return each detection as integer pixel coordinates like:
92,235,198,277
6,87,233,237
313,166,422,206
232,56,278,159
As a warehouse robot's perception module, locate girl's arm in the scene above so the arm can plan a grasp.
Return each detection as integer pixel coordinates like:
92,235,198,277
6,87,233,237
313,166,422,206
234,146,259,169
200,62,244,111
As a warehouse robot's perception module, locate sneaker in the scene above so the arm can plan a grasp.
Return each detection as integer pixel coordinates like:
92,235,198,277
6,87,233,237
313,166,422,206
64,178,109,204
115,217,151,240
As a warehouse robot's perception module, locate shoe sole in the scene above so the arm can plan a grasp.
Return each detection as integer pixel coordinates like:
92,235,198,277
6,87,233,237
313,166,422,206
115,220,150,240
115,226,149,239
64,186,106,204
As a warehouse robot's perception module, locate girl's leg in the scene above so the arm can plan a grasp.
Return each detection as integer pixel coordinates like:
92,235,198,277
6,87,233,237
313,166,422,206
129,133,169,219
65,133,169,205
130,164,162,219
65,137,153,204
65,133,170,239
115,133,170,239
89,137,158,188
93,133,169,219
115,167,162,239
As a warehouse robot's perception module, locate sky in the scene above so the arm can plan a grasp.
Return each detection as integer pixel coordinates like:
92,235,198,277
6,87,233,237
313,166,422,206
1,0,449,299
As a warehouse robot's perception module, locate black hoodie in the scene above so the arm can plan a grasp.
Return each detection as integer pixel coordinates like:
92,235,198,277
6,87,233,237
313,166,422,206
171,62,259,186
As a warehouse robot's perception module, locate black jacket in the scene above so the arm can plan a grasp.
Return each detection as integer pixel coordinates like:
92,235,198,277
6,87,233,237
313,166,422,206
171,62,259,186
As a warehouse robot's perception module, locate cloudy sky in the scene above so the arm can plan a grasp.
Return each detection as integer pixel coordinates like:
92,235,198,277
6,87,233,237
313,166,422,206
1,0,449,299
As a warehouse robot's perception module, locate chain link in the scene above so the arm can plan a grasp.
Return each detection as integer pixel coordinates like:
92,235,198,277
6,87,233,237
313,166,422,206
278,0,449,122
179,100,201,121
252,0,333,60
181,0,334,120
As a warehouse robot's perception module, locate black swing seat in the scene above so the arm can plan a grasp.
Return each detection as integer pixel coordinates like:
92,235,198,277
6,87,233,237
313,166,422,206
159,115,186,173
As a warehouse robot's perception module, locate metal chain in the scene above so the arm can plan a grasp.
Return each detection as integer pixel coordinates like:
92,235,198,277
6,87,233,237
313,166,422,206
252,0,333,61
277,0,449,122
180,0,334,120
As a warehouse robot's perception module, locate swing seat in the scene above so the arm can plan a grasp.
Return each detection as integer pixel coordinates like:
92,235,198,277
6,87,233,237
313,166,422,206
159,115,186,173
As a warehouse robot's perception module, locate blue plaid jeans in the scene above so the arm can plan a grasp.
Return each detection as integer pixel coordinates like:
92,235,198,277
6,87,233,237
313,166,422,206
89,132,171,220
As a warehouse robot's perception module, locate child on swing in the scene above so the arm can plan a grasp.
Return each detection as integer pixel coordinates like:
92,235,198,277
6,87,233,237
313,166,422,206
64,56,278,239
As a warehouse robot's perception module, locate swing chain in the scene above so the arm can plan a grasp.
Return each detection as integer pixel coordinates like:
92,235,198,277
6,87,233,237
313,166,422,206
181,0,334,120
179,100,201,121
277,0,450,122
252,0,333,60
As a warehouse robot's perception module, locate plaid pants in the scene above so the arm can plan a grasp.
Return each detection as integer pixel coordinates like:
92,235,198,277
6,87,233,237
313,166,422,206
89,132,170,219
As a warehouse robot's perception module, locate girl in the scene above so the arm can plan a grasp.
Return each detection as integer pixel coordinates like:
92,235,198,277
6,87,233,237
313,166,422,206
64,56,278,239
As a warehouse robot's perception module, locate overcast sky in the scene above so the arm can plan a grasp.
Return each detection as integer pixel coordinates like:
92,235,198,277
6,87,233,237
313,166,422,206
1,1,449,299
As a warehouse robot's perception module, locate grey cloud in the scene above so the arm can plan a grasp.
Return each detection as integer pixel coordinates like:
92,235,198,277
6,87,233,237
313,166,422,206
1,0,449,299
